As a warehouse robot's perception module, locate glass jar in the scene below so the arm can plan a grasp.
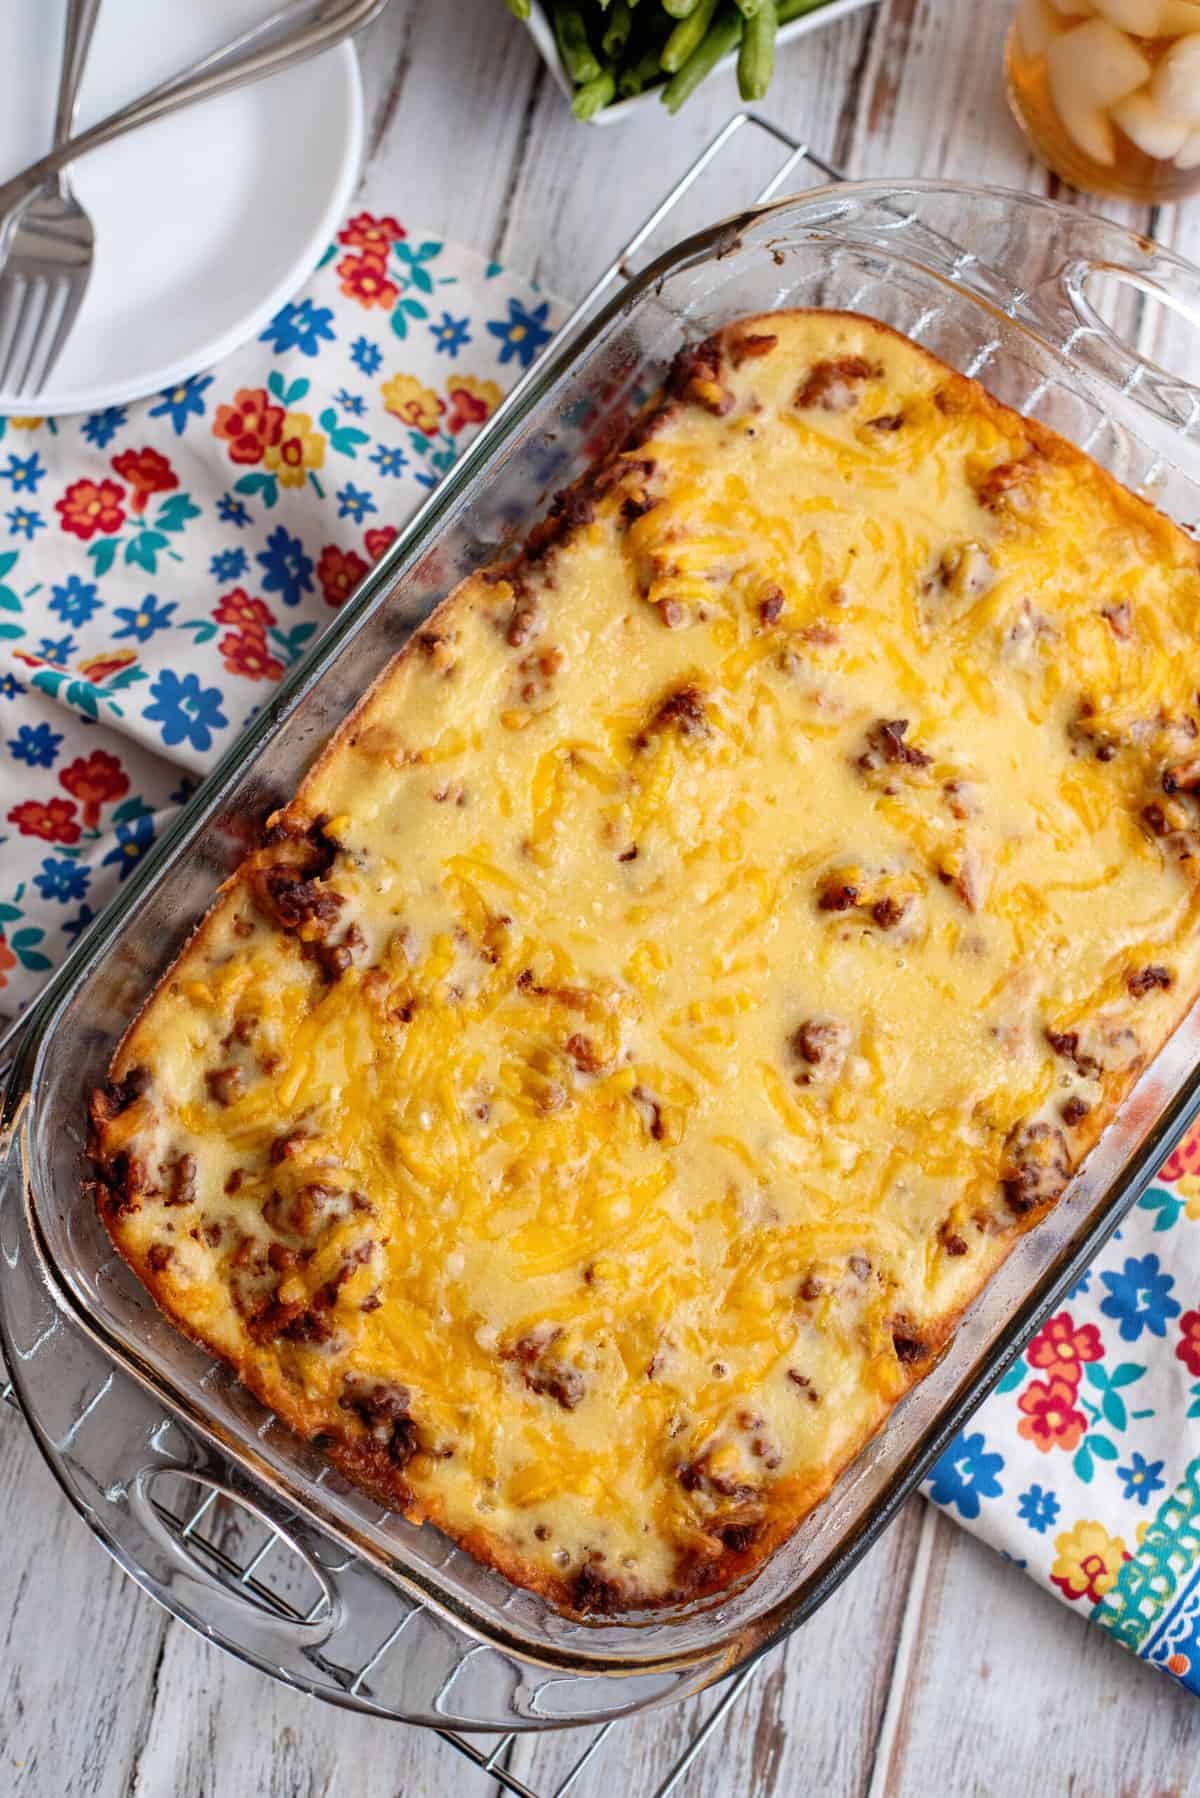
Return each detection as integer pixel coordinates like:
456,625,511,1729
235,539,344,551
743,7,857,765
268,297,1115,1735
1007,0,1200,202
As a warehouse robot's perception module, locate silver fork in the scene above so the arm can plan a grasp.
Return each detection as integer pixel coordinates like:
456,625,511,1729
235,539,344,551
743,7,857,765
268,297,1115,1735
0,0,104,399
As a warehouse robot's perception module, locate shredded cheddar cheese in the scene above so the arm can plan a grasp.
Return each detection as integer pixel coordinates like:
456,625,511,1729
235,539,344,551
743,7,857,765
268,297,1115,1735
90,312,1200,1616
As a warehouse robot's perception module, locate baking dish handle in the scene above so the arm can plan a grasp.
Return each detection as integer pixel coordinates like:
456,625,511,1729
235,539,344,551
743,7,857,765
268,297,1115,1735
1038,247,1200,423
0,1145,426,1712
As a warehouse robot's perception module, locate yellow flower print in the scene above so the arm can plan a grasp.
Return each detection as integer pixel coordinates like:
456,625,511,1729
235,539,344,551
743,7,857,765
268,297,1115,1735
78,647,138,684
262,411,325,488
445,374,504,435
9,416,42,429
381,372,445,435
1049,1519,1127,1603
1176,1176,1200,1221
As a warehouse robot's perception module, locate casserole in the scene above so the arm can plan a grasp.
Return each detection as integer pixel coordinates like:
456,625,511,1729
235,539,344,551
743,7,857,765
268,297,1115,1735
89,304,1200,1620
5,179,1200,1728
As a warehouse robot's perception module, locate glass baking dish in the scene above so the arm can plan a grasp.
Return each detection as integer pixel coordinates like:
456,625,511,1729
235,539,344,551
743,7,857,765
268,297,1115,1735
4,178,1200,1732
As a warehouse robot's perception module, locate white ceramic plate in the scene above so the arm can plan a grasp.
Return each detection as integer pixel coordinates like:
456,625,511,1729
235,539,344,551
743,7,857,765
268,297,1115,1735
0,0,363,416
525,0,881,126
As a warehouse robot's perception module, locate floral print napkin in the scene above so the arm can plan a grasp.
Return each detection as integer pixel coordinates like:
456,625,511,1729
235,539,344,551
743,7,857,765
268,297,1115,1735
0,190,1196,1696
923,1146,1200,1696
0,201,553,999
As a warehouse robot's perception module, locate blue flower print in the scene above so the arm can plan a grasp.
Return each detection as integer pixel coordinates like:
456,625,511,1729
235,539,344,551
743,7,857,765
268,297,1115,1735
260,297,335,358
49,573,101,627
430,311,470,357
1099,1252,1181,1342
217,493,251,530
926,1428,1004,1520
370,443,407,479
335,389,366,416
112,595,177,643
170,773,199,806
102,813,155,880
33,856,91,904
486,297,552,369
61,906,95,949
149,373,213,435
1068,1268,1093,1300
0,673,26,700
210,547,248,583
1118,1452,1166,1507
256,524,313,607
36,634,77,664
8,721,62,767
144,669,228,753
2,451,44,493
335,481,376,523
62,903,96,946
81,405,127,448
1017,1483,1061,1534
350,335,382,376
7,505,43,540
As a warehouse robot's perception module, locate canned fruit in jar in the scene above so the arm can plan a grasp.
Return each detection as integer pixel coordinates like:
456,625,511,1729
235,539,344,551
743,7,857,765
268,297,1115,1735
1008,0,1200,198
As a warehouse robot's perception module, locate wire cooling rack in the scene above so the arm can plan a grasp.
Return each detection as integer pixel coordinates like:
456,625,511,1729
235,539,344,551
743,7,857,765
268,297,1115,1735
0,115,837,1798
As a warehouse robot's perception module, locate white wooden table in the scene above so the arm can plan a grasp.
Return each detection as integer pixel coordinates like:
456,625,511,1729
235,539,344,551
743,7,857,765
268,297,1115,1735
5,3,1200,1793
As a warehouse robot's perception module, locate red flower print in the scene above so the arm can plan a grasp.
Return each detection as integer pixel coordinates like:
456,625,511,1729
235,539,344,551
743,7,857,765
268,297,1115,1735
337,211,405,255
213,588,275,631
110,446,178,516
1026,1312,1104,1388
336,253,399,311
219,629,284,682
79,648,137,683
56,477,126,540
1178,1310,1200,1378
7,797,80,844
364,525,397,564
317,544,368,608
212,387,284,466
59,750,129,828
445,375,502,435
0,935,15,991
1161,1122,1200,1183
1016,1376,1088,1453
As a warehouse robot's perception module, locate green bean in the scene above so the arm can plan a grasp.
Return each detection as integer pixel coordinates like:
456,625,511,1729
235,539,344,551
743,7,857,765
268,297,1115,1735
661,0,720,72
516,0,836,120
618,45,664,94
602,0,633,56
553,3,602,84
572,65,617,118
738,0,776,98
662,5,742,110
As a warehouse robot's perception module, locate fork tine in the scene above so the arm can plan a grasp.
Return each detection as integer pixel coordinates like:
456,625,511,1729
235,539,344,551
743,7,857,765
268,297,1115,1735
0,277,26,380
8,279,56,399
0,276,43,396
22,279,75,397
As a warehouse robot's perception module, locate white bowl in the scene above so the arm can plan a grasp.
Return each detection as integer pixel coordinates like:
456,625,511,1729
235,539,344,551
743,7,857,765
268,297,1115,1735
525,0,881,125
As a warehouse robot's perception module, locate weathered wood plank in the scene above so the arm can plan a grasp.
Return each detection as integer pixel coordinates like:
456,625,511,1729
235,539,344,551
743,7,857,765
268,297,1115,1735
875,1512,1200,1798
124,1621,502,1798
354,0,543,262
488,4,880,296
0,1414,169,1798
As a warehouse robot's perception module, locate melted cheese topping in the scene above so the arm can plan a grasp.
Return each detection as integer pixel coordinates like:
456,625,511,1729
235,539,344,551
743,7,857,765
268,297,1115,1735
95,312,1200,1614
